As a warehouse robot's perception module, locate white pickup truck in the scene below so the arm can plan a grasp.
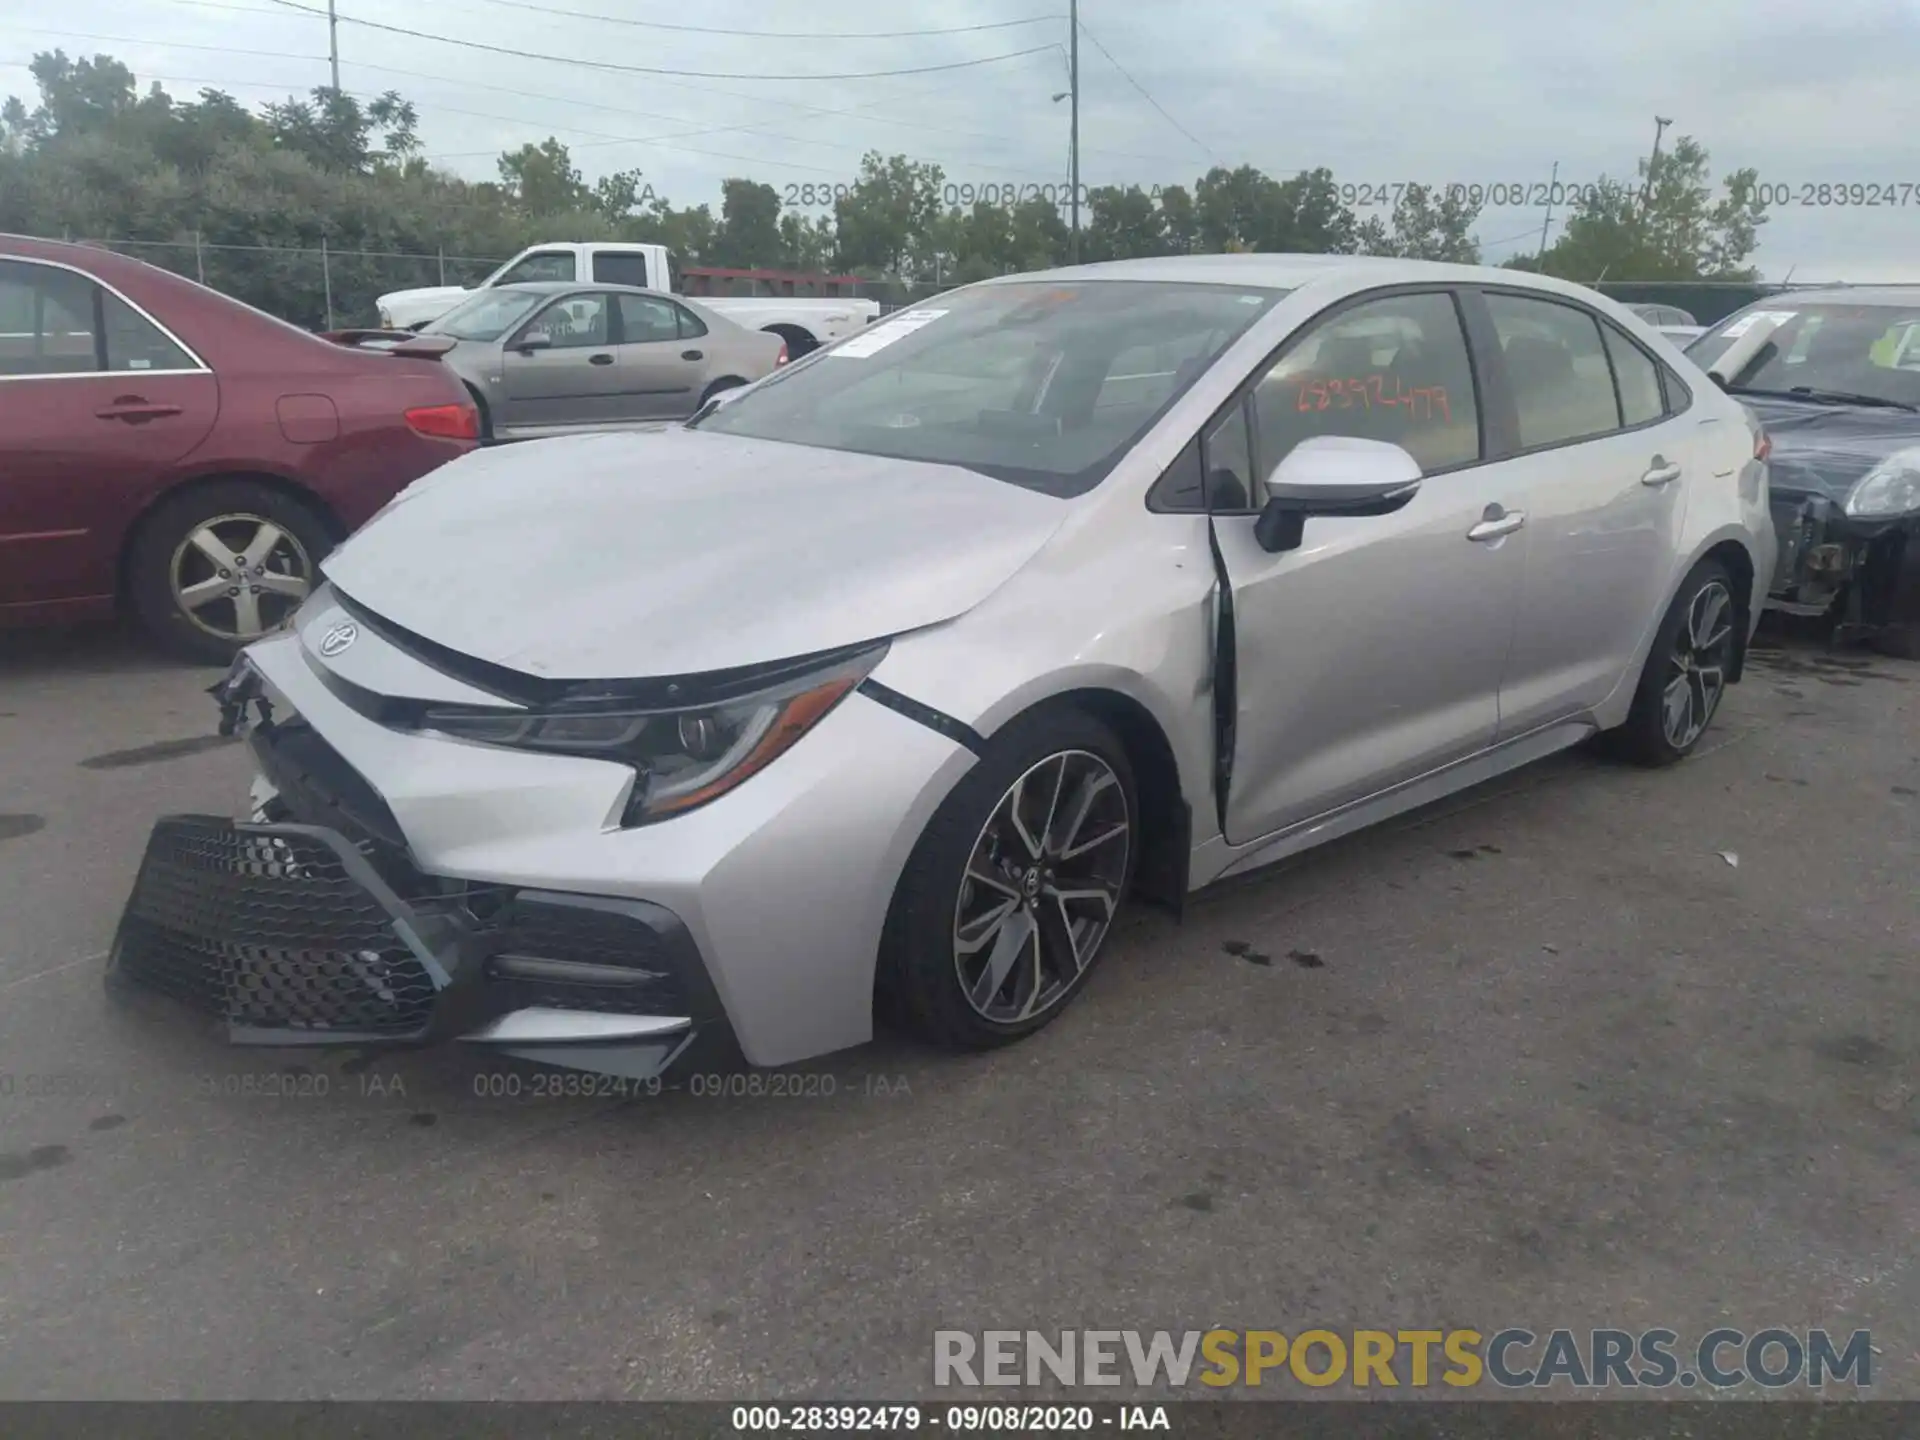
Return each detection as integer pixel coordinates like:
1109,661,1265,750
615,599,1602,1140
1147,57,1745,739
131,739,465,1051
377,242,878,356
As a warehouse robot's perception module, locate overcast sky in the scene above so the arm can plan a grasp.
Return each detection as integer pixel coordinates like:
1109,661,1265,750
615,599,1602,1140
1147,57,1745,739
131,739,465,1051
7,0,1920,278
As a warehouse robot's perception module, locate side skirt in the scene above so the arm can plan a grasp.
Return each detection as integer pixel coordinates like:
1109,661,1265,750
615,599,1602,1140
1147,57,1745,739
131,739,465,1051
1192,718,1595,890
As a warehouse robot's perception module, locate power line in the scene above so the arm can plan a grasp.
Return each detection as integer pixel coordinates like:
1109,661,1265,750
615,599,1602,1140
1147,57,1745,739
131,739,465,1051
78,2,1191,168
264,0,1059,82
1074,18,1213,159
447,0,1065,40
12,25,327,65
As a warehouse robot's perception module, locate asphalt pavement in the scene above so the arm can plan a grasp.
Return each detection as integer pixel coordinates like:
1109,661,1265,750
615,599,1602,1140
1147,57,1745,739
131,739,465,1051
0,622,1915,1400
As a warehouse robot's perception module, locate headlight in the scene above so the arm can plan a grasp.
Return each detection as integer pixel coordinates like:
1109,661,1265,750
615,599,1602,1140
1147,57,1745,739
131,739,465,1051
1844,447,1920,518
408,643,886,826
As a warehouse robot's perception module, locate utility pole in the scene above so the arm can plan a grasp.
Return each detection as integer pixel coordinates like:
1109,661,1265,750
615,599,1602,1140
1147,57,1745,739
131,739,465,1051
1068,0,1080,264
1641,115,1672,211
327,0,340,92
1537,159,1558,260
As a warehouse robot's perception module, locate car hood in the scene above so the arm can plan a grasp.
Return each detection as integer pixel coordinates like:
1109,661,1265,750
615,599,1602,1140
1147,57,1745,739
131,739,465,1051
1740,395,1920,502
319,428,1068,680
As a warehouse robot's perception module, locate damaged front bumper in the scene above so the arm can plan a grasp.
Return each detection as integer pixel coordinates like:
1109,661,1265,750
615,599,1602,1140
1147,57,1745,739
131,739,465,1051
1765,490,1920,641
106,663,741,1080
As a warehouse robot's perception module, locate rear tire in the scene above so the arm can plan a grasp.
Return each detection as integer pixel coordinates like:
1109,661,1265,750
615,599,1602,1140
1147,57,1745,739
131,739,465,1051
699,376,747,407
1607,559,1739,766
125,480,333,666
880,706,1137,1050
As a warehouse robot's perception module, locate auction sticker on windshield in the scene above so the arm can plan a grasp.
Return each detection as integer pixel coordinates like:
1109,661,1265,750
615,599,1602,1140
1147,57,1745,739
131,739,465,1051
1721,309,1796,339
831,309,949,359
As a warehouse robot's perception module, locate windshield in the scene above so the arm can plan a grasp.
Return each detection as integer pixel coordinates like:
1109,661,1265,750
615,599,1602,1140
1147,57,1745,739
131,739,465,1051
427,288,547,341
692,279,1288,494
1688,301,1920,406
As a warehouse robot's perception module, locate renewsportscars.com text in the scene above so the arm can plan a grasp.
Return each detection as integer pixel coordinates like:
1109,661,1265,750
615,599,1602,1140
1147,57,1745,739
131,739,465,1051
933,1327,1873,1391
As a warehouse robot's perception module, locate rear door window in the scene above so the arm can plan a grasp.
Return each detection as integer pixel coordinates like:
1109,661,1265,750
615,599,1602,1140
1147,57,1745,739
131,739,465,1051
0,259,99,376
1485,292,1622,449
102,292,196,372
1601,323,1663,428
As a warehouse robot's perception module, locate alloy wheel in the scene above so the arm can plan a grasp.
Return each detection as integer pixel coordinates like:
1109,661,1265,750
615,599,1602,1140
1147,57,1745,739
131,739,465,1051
1661,579,1735,751
952,749,1131,1024
168,513,315,643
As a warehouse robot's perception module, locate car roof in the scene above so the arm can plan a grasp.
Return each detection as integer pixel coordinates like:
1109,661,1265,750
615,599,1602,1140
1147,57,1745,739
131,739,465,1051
971,251,1647,308
1753,286,1920,309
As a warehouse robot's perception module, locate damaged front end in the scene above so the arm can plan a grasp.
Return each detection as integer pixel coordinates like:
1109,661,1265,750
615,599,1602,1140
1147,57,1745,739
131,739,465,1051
1753,403,1920,653
106,654,743,1080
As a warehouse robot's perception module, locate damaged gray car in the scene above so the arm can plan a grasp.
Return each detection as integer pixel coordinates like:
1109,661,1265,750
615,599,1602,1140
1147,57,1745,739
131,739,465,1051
1690,289,1920,657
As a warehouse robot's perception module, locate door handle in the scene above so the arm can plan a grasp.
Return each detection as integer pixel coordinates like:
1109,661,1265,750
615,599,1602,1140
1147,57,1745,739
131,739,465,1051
588,352,614,366
681,349,704,361
1641,459,1682,486
1466,507,1526,543
95,399,182,422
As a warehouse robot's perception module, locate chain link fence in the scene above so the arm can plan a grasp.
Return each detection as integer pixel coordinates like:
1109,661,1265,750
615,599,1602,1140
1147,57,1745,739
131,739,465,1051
66,236,509,331
41,233,1883,330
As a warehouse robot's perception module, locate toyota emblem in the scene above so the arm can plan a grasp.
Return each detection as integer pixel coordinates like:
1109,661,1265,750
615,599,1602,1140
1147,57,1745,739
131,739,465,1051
318,621,358,658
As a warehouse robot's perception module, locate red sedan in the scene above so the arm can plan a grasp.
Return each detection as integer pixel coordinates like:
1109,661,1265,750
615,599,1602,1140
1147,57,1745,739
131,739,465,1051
1,235,479,662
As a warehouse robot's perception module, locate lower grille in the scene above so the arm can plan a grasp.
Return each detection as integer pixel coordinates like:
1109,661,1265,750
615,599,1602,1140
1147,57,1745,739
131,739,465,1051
115,816,438,1036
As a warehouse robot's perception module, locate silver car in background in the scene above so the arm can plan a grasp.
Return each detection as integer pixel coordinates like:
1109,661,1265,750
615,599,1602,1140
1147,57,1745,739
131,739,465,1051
110,255,1775,1080
425,281,785,441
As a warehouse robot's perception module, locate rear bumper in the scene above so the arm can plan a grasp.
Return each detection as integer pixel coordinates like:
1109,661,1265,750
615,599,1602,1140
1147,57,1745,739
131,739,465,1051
109,813,735,1080
1765,492,1920,635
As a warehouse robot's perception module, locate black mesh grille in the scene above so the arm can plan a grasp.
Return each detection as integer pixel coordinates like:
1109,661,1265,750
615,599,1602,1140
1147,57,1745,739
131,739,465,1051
116,817,437,1035
485,897,690,1016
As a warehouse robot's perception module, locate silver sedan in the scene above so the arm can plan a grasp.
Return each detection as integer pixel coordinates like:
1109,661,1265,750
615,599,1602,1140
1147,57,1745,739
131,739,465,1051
424,281,786,441
112,254,1776,1080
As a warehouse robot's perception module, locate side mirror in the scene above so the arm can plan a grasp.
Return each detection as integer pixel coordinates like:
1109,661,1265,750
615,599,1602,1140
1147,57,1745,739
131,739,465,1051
515,330,553,353
1253,436,1423,554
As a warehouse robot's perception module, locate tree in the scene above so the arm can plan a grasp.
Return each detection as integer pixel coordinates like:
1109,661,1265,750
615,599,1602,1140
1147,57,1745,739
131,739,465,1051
1192,164,1358,254
496,137,590,215
777,211,835,272
714,178,784,268
833,151,945,278
1083,185,1165,261
628,196,717,264
1157,184,1197,254
1356,183,1482,262
1532,136,1766,282
590,168,648,224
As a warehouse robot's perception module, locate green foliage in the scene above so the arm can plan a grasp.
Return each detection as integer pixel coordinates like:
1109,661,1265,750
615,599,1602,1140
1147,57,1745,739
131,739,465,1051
1531,137,1766,282
1356,183,1483,263
715,179,785,268
831,151,947,277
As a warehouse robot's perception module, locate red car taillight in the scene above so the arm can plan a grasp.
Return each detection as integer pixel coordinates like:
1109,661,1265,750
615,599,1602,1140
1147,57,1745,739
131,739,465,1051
1755,431,1772,462
776,342,790,366
405,402,479,441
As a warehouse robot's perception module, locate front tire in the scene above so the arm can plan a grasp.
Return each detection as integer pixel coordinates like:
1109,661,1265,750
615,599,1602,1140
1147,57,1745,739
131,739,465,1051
881,707,1137,1050
1609,559,1739,766
125,480,332,665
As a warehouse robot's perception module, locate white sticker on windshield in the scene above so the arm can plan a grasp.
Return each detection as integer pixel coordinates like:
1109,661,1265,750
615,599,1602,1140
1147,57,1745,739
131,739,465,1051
829,308,949,358
1721,309,1796,339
